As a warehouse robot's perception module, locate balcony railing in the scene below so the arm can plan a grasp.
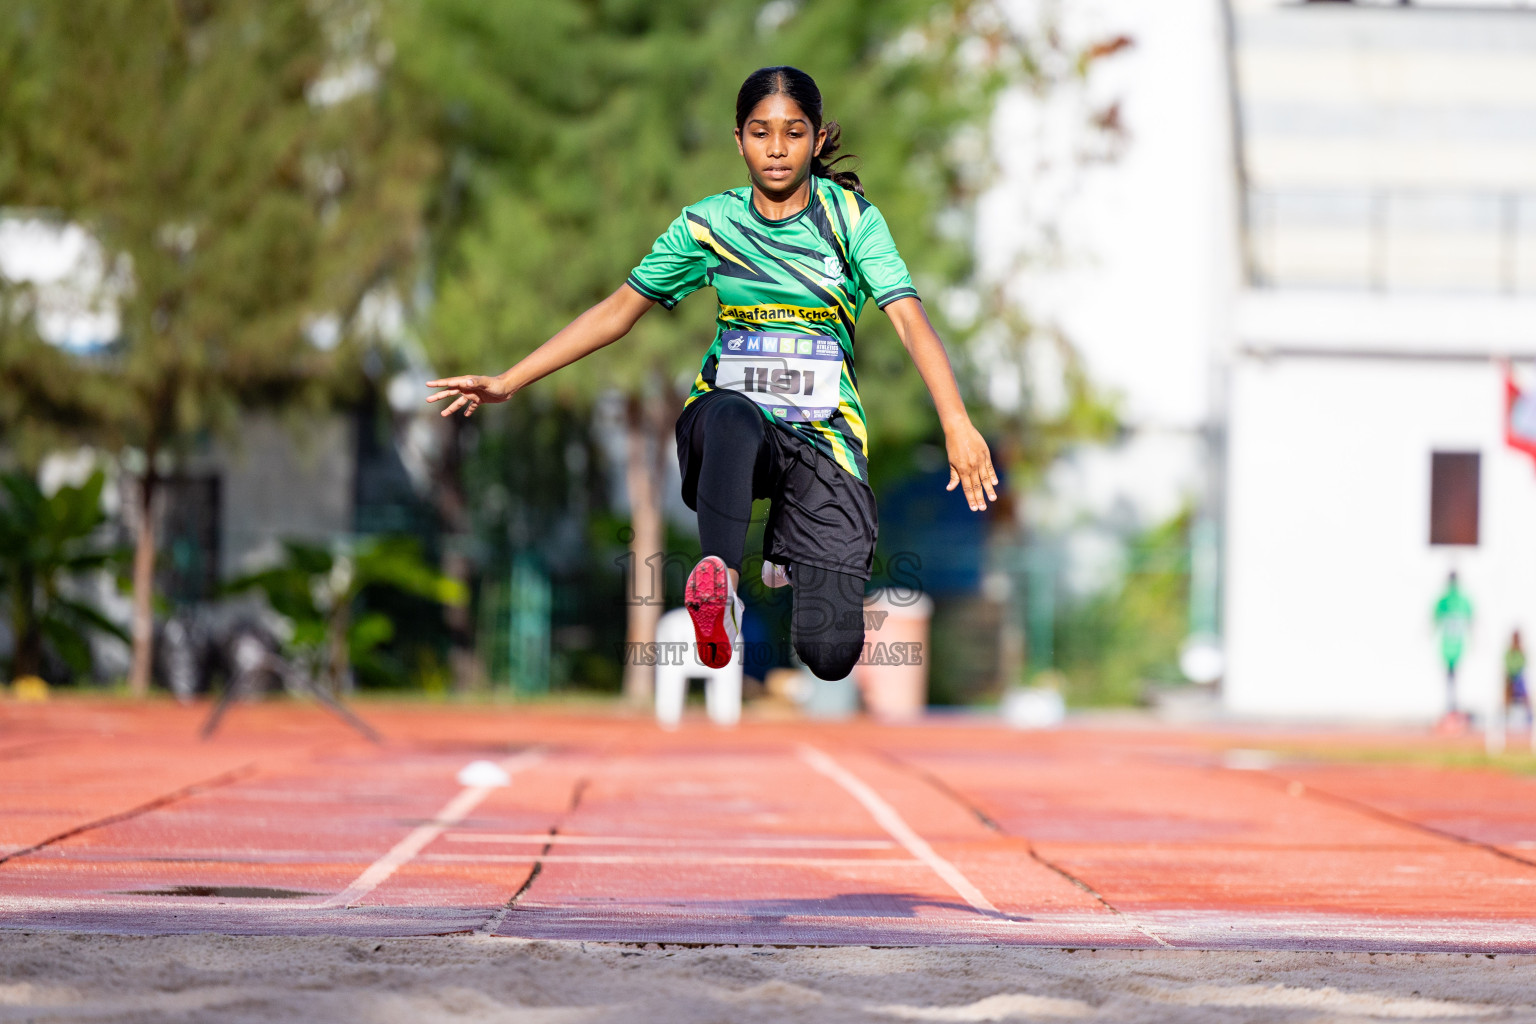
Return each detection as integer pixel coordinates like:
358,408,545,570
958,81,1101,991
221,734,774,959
1246,187,1536,295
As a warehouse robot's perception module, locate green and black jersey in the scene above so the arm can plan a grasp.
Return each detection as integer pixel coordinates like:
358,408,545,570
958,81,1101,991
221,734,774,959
626,176,918,483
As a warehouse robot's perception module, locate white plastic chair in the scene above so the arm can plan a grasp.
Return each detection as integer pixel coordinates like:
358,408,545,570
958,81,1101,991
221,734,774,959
654,607,742,728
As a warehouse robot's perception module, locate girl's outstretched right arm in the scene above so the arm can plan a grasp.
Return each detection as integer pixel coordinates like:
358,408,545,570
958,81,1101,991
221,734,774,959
425,285,655,417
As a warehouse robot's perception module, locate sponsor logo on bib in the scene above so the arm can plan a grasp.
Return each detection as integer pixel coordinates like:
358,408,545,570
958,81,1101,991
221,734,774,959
715,331,843,423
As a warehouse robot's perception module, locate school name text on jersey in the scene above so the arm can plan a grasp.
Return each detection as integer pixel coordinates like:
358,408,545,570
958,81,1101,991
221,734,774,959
719,303,840,325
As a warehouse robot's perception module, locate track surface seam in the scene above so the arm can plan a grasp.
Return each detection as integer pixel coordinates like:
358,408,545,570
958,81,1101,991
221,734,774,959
875,747,1175,948
1236,766,1536,872
798,744,1001,917
0,739,60,763
0,763,258,868
478,771,590,936
871,747,1006,834
321,749,544,909
476,846,549,936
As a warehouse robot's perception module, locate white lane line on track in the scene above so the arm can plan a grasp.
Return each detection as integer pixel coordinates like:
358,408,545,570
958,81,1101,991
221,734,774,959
319,749,544,910
423,853,924,867
798,745,1002,917
443,833,896,850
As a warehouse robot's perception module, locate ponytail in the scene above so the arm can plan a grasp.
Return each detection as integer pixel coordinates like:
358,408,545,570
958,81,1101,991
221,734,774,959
736,66,863,195
810,120,863,195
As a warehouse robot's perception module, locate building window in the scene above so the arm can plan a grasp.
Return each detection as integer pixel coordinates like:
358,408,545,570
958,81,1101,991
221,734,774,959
1429,452,1479,546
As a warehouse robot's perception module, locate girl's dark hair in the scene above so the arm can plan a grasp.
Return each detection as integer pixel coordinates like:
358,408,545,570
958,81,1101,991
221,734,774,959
735,66,862,195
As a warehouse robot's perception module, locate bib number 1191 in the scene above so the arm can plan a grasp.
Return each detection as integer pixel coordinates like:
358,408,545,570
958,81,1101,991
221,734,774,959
741,367,815,395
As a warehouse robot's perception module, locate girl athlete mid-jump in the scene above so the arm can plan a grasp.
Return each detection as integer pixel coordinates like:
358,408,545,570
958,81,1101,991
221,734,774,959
427,66,997,681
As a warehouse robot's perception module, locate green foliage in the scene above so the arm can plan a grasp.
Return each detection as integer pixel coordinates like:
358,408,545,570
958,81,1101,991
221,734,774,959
396,0,994,449
1052,509,1191,707
227,536,465,688
0,469,127,680
0,0,437,458
460,391,608,550
0,0,440,693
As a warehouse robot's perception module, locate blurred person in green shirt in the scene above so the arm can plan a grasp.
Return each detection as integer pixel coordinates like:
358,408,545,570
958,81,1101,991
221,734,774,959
1433,571,1473,720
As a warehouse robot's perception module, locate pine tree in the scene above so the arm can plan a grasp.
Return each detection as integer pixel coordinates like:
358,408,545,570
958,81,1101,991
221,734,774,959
0,0,438,694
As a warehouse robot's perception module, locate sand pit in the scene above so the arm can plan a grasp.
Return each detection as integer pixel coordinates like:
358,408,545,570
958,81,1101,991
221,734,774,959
2,934,1535,1023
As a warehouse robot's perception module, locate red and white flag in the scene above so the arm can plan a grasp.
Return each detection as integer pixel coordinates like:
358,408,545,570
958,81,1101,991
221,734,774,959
1507,362,1536,469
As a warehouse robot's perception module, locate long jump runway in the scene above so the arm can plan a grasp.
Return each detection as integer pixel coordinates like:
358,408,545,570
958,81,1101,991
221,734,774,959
3,700,1536,952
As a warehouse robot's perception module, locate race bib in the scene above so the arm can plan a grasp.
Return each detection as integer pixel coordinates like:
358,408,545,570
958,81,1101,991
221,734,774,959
714,331,843,422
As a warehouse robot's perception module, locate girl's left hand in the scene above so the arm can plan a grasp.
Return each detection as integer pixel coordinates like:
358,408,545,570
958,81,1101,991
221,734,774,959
944,421,999,511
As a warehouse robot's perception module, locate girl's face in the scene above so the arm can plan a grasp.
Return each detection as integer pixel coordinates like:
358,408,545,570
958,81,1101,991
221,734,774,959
735,93,826,197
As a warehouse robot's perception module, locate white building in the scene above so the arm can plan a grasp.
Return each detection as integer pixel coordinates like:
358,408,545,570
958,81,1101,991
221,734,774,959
1221,0,1536,720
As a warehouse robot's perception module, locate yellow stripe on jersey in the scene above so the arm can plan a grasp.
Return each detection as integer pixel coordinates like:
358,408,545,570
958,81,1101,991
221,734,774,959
688,220,754,272
838,402,869,456
837,360,868,456
683,372,711,406
814,421,858,476
774,259,855,322
817,191,850,265
841,187,862,234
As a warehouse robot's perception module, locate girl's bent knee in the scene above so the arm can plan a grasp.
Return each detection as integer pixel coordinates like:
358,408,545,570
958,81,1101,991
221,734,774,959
796,638,862,681
702,395,763,436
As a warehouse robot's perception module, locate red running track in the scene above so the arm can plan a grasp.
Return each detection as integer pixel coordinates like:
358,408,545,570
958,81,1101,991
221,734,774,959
3,698,1536,951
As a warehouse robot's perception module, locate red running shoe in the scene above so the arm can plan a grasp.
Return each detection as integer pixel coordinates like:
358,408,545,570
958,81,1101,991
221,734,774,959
685,555,742,669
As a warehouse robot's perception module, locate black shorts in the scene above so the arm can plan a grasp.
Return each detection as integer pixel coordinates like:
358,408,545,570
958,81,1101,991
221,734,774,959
676,389,879,581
